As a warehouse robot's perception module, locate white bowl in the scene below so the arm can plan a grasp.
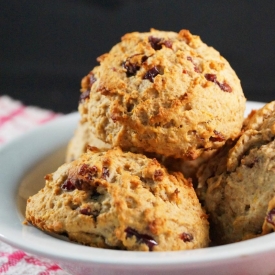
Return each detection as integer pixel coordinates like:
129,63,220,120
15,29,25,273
1,101,275,275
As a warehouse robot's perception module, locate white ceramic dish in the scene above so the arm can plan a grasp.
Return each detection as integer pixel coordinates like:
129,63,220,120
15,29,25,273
1,101,275,275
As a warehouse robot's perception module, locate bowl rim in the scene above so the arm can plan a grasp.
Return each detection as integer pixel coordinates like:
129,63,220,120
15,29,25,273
0,100,273,268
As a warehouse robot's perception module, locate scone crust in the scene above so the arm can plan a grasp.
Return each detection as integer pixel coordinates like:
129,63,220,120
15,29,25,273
197,101,275,244
78,29,246,159
26,147,209,251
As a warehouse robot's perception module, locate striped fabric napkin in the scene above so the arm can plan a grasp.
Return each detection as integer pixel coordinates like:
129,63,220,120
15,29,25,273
0,95,59,145
0,95,70,275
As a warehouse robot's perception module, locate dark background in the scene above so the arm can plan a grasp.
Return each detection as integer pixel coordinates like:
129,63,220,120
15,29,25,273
1,0,275,113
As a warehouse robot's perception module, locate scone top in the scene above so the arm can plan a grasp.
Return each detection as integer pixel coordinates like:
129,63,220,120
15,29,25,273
78,29,246,159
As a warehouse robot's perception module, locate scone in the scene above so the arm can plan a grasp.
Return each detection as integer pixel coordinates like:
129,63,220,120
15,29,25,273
67,29,246,161
197,101,275,244
66,120,111,162
26,147,209,251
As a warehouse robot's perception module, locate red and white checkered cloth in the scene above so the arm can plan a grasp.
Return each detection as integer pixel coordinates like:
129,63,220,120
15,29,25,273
0,95,70,275
0,95,60,145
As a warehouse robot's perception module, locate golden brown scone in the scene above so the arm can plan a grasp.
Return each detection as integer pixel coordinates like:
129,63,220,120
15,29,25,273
68,29,246,160
26,147,209,251
197,101,275,245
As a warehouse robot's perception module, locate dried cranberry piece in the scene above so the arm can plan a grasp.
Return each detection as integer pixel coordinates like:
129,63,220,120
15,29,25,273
141,55,148,63
153,169,163,181
148,36,173,50
80,207,99,217
61,178,90,191
210,130,225,142
78,164,98,180
79,74,97,102
143,66,160,83
78,164,90,176
266,208,275,226
62,167,96,192
79,207,92,215
90,165,98,174
89,74,97,87
102,167,110,179
205,73,217,82
205,73,232,93
74,178,90,190
79,90,90,102
79,207,100,221
219,82,232,93
122,54,148,77
179,93,188,100
180,232,193,242
163,40,173,49
125,227,158,251
148,36,162,50
123,60,140,77
61,179,76,191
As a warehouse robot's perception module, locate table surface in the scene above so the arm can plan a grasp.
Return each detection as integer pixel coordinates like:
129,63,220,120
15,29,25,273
0,95,70,275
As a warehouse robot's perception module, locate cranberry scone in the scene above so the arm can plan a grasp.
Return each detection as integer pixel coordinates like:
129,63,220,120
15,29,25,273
67,29,246,162
197,101,275,244
26,147,209,251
